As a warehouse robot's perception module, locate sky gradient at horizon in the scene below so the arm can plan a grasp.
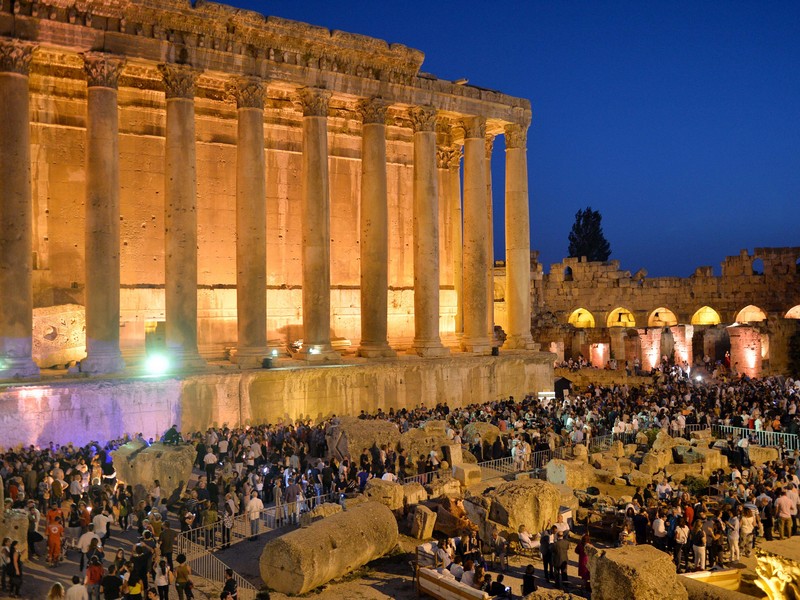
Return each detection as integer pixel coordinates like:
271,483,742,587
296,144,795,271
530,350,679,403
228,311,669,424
225,0,800,277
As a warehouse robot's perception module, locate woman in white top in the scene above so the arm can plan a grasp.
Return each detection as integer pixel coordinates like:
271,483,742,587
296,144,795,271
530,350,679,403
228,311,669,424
153,558,173,600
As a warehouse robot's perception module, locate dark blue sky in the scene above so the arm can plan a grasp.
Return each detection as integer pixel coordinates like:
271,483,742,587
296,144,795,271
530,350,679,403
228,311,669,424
226,0,800,277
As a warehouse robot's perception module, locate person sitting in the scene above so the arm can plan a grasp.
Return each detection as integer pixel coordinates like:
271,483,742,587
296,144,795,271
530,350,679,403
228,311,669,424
518,524,537,549
489,573,511,598
164,425,182,445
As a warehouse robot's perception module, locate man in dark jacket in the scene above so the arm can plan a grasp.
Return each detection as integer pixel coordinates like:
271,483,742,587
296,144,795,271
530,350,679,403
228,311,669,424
552,530,570,590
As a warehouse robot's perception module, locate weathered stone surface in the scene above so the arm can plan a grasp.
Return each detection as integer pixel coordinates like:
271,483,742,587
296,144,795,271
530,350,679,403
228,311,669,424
299,502,342,527
754,548,800,600
523,589,583,599
624,443,639,456
364,478,404,511
572,444,589,462
546,459,596,490
693,446,728,470
610,440,625,458
402,481,428,506
112,441,195,504
593,455,622,475
426,476,462,498
443,443,463,466
453,463,482,488
32,304,86,367
626,470,652,488
636,431,650,446
640,450,672,475
674,446,705,464
485,479,561,539
665,463,705,479
429,498,477,538
593,469,617,484
680,576,753,600
652,431,690,453
0,510,29,560
260,501,399,595
410,504,437,539
325,416,401,463
690,429,713,441
462,422,501,449
399,427,451,466
589,545,688,600
617,458,634,474
748,446,780,466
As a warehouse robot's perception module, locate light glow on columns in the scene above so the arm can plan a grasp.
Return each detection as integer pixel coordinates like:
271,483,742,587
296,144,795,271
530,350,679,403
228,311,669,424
144,353,170,376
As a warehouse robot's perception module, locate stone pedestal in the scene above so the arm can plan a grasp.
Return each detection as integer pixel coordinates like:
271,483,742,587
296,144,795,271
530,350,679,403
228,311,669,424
503,121,536,350
160,64,205,370
295,88,338,362
231,77,269,368
81,53,126,375
460,117,490,354
357,98,395,358
0,40,39,379
409,106,448,357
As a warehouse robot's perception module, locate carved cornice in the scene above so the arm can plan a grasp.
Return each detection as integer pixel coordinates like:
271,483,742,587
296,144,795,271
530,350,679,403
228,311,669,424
485,133,496,158
356,97,390,125
504,123,528,149
408,106,437,133
159,63,199,100
462,116,486,140
437,145,461,170
295,87,330,117
82,53,126,89
0,39,37,75
228,76,265,110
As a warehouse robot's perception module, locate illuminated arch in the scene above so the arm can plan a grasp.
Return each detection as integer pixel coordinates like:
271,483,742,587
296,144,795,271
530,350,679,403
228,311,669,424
648,307,678,327
736,305,767,323
568,308,595,328
786,305,800,319
691,306,721,326
607,307,636,328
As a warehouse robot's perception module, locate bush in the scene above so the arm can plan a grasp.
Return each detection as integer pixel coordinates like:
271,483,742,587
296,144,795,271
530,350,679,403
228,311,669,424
644,429,660,447
682,475,709,497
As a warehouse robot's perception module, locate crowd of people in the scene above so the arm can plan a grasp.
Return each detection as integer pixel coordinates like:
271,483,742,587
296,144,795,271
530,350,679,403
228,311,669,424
0,368,799,598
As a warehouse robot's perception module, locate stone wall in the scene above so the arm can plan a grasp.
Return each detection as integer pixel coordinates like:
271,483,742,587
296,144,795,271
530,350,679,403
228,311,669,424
0,352,553,448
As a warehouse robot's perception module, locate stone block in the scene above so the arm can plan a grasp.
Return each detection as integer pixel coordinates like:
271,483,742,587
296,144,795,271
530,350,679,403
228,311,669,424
402,481,428,506
748,446,780,466
462,422,502,450
593,455,622,476
693,447,728,470
364,478,404,511
624,444,639,456
453,463,482,488
589,544,688,600
260,501,399,595
546,459,596,490
325,416,401,463
299,502,342,527
690,429,713,441
626,470,652,488
636,431,650,446
610,440,625,458
665,463,704,480
640,450,672,475
111,441,195,504
410,504,437,539
399,428,451,467
594,469,617,484
674,446,704,464
0,509,29,560
572,444,589,462
443,443,463,466
618,458,634,474
652,430,690,453
426,476,462,499
485,479,561,539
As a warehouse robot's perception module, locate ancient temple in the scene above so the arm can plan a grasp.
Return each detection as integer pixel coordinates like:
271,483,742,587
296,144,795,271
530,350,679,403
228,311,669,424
0,0,537,378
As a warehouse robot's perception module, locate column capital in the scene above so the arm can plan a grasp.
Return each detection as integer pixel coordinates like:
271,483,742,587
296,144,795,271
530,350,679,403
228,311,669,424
0,38,37,75
504,122,529,149
436,145,461,170
485,133,496,159
408,105,437,133
81,52,125,89
356,96,390,124
228,76,266,110
462,116,486,139
159,63,200,100
295,87,331,117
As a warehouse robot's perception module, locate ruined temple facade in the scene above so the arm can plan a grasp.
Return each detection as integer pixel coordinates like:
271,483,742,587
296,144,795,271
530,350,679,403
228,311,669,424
0,0,538,378
494,248,800,378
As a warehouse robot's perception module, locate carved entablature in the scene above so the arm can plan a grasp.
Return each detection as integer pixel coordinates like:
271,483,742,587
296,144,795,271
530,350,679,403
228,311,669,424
82,52,125,89
462,116,486,140
0,38,37,74
408,106,437,133
436,145,461,170
356,97,390,125
159,63,198,100
504,123,528,149
295,87,330,117
228,76,265,110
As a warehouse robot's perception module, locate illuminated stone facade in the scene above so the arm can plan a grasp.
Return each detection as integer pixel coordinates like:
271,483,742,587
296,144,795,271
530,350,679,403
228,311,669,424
0,0,538,378
494,247,800,376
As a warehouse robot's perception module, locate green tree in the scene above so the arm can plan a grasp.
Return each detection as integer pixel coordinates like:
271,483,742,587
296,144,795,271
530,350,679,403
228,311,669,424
568,206,611,262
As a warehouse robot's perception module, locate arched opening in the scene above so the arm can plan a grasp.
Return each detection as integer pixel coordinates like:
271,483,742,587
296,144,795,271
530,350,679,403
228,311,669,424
752,258,764,275
648,307,678,327
568,308,595,328
564,266,573,282
607,307,636,328
785,305,800,319
736,305,767,323
691,306,721,326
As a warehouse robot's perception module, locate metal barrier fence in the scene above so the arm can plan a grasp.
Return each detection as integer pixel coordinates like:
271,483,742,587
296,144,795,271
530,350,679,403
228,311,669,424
175,532,259,600
711,424,800,451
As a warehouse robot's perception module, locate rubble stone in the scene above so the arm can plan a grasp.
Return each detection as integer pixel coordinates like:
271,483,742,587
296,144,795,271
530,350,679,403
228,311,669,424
325,416,401,463
546,459,596,489
299,502,342,527
364,478,404,511
453,463,482,488
260,501,398,595
572,444,589,462
589,544,688,600
410,504,437,539
402,481,428,506
112,441,195,504
484,479,561,540
748,446,780,466
426,476,462,498
610,440,625,458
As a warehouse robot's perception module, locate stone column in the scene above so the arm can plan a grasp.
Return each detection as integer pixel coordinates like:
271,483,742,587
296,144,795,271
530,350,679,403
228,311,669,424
230,77,269,368
357,98,395,358
0,40,39,379
727,325,762,379
637,328,662,372
461,116,490,353
447,146,464,335
295,87,338,361
409,106,448,357
160,64,205,369
81,53,126,375
437,143,460,335
504,122,536,349
485,133,495,339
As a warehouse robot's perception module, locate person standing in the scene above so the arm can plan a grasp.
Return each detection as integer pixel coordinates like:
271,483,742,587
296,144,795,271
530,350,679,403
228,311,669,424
5,540,23,597
539,526,553,582
65,575,88,600
246,491,264,540
222,568,238,600
552,530,570,590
